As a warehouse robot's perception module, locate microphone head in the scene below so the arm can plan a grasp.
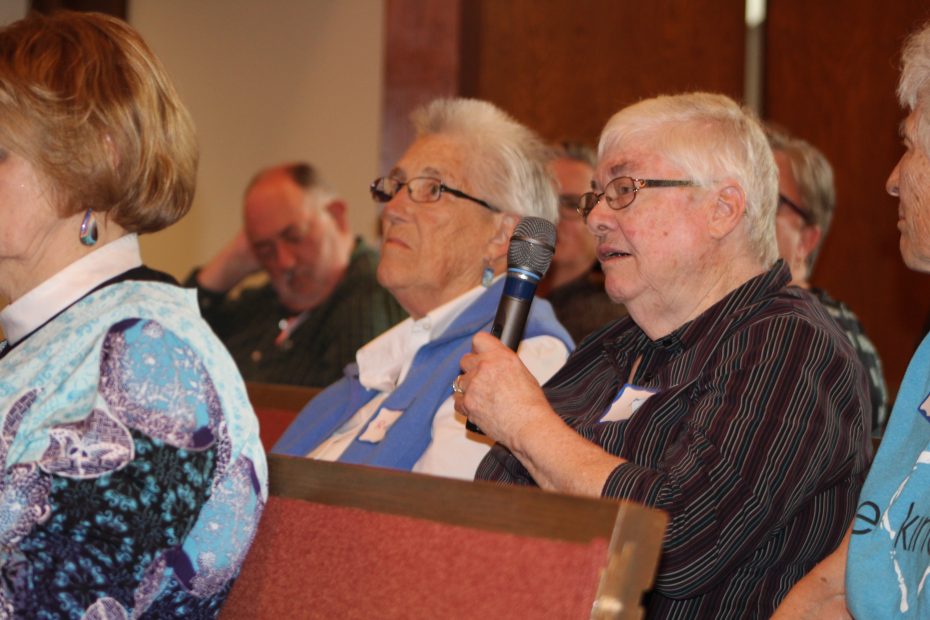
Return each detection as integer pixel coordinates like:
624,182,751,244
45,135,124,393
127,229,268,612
507,216,556,277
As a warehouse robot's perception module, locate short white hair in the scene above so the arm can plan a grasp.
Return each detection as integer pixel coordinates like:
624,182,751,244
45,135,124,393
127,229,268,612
899,21,930,154
411,98,558,223
598,92,779,266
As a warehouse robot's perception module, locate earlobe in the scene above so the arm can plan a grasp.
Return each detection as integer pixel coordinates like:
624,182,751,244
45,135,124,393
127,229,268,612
488,214,519,259
709,183,746,239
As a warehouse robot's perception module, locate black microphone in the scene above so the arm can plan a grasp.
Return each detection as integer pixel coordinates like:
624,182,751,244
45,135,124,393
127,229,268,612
467,216,556,434
490,216,557,349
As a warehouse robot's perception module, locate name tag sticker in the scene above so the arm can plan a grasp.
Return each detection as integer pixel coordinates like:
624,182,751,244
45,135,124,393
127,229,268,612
600,384,657,423
358,408,403,443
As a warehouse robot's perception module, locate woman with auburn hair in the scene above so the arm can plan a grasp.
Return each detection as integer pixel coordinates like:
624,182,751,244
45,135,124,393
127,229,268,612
0,11,265,618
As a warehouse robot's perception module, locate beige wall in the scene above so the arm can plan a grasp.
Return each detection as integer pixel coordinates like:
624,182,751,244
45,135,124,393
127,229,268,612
0,1,27,26
129,0,385,280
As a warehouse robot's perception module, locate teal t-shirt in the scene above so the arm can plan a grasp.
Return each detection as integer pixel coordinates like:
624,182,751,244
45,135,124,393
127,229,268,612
848,333,930,617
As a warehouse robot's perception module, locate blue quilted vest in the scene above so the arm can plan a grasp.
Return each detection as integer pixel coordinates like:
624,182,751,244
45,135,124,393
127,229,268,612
272,278,573,471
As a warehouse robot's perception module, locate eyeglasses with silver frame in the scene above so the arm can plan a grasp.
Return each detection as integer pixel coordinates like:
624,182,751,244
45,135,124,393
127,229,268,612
577,176,696,222
370,176,500,213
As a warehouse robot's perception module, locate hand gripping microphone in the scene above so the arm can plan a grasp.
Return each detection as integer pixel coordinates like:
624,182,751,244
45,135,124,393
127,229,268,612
466,216,556,434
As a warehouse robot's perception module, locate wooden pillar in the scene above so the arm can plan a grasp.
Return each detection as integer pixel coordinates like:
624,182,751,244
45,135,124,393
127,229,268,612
381,0,462,172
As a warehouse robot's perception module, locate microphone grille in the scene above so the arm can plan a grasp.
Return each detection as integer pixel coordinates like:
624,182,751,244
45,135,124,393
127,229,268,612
507,216,557,277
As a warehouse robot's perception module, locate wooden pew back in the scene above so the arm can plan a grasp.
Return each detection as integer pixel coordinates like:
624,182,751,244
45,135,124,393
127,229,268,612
246,381,321,451
221,455,667,620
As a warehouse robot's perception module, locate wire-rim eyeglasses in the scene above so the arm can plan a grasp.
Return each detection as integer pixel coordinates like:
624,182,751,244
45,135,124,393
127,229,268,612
577,176,696,222
370,176,500,213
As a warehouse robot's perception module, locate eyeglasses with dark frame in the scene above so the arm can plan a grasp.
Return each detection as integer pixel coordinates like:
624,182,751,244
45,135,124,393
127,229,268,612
370,176,500,213
558,194,584,219
577,176,696,222
777,193,814,225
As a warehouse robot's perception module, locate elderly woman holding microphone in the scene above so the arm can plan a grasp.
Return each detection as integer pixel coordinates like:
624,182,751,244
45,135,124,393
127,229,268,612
0,12,265,618
273,98,573,480
456,93,870,617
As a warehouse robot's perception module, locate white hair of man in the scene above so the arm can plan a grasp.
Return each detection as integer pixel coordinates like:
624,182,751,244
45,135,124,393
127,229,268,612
598,92,779,266
411,98,558,223
899,20,930,154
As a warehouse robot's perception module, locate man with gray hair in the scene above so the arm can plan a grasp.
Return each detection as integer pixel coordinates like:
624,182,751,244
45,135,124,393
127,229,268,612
767,125,888,434
775,19,930,618
273,99,572,480
456,92,870,618
188,162,405,387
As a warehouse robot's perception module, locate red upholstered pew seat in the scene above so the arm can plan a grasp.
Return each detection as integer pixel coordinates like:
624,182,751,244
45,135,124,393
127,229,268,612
224,495,606,618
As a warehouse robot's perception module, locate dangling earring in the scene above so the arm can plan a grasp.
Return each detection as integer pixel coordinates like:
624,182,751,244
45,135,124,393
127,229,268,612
79,208,98,246
481,257,494,288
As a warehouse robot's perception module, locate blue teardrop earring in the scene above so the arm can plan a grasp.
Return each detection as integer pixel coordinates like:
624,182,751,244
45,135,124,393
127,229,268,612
79,208,98,246
481,257,494,288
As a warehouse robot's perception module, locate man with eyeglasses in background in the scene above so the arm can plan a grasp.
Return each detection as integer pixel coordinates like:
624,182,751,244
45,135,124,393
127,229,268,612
538,142,628,343
767,125,888,436
454,92,870,618
186,162,406,387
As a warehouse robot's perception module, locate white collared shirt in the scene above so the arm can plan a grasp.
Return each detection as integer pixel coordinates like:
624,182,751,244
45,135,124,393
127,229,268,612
0,234,143,345
309,280,570,480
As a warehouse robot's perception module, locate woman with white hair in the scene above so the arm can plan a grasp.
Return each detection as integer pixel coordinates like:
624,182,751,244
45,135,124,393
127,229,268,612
273,98,572,480
456,92,869,618
775,20,930,619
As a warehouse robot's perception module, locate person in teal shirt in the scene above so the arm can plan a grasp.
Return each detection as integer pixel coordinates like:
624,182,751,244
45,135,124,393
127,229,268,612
774,19,930,619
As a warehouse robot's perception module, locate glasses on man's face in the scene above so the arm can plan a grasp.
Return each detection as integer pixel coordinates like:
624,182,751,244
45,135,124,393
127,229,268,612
558,194,584,219
778,193,814,225
577,176,696,222
370,176,500,213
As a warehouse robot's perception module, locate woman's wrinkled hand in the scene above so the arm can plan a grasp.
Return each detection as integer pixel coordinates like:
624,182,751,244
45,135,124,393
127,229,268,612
453,332,553,449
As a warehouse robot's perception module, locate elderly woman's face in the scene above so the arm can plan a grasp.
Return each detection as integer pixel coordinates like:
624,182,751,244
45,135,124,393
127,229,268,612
377,134,502,318
887,106,930,274
587,145,708,318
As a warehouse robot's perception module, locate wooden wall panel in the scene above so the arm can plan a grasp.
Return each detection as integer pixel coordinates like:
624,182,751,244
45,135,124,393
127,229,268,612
382,0,463,172
765,1,930,396
382,0,928,397
31,0,127,18
459,0,746,144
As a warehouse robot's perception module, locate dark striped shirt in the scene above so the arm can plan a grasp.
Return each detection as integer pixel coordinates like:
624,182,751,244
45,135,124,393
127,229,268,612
810,287,888,435
477,262,871,619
